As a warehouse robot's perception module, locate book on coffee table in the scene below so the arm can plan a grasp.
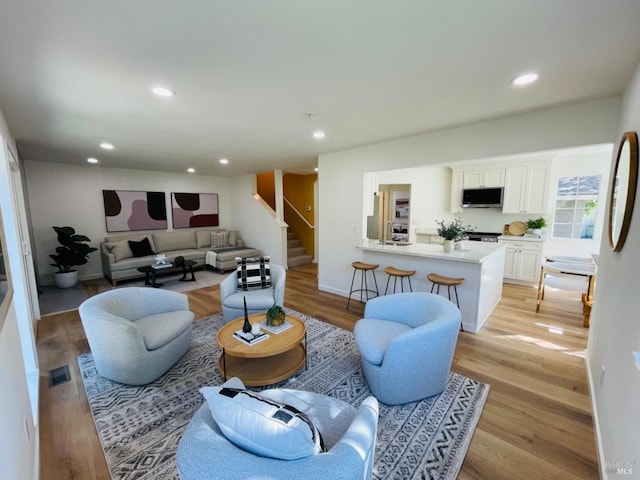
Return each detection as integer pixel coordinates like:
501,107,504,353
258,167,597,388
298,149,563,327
151,263,173,269
260,321,293,334
233,330,269,346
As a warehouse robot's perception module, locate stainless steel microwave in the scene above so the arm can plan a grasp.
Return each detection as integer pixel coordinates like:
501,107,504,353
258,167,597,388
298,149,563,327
462,187,504,208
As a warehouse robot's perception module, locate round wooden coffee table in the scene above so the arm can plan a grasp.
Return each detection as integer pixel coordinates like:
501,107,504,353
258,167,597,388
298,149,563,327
216,313,306,386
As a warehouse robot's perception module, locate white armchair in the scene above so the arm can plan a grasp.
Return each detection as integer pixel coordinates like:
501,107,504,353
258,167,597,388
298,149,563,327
220,264,286,323
79,287,194,385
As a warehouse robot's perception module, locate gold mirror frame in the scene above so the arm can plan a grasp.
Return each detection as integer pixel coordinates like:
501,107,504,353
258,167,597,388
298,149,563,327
608,131,639,252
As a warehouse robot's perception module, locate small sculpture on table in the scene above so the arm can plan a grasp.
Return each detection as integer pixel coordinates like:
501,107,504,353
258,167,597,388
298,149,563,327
242,296,252,333
154,253,168,266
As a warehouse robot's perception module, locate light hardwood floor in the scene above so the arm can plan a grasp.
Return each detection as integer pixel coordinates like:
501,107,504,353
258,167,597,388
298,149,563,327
37,264,599,479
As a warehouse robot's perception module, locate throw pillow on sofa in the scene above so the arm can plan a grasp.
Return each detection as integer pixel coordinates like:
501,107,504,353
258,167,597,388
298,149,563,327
104,240,133,262
236,256,271,291
200,386,325,460
211,231,228,248
128,237,155,257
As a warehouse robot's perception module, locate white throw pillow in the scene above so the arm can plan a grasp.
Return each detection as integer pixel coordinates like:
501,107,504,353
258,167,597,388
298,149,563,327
200,386,324,460
103,240,133,262
227,230,238,246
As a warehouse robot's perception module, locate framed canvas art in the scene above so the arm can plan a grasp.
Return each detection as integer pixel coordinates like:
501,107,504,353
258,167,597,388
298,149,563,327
171,192,219,228
102,190,167,232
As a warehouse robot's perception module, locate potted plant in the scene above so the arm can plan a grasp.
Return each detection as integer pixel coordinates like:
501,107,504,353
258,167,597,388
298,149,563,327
49,226,98,288
265,305,286,327
436,218,473,252
526,217,547,236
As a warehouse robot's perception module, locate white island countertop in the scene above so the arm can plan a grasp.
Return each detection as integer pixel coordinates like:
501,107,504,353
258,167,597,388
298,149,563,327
357,239,504,264
357,239,506,333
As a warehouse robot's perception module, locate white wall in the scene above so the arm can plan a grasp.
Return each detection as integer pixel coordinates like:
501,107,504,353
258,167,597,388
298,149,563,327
0,111,38,480
318,96,620,297
587,61,640,478
229,175,288,267
25,160,250,285
373,167,452,242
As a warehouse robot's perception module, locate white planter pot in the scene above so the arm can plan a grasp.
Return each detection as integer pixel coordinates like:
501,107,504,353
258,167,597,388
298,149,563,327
442,240,454,252
54,271,78,289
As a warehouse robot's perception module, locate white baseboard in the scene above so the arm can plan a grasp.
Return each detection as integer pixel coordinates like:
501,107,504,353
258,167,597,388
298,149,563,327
318,284,348,298
584,356,607,479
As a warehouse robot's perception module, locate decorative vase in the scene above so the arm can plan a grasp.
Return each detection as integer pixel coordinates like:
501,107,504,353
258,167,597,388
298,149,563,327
271,311,285,326
54,271,78,289
442,240,454,253
242,296,251,333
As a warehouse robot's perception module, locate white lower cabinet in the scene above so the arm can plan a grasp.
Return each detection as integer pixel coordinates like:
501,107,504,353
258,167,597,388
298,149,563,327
499,238,544,284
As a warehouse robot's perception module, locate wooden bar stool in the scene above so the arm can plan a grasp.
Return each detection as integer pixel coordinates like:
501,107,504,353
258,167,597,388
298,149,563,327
383,266,416,294
427,272,465,331
347,261,380,310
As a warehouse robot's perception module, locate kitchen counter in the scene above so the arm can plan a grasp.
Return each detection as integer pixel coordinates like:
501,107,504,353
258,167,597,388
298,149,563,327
358,239,503,263
357,239,505,333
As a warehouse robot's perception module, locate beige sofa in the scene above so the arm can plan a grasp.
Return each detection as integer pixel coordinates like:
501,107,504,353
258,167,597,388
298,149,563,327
101,229,261,285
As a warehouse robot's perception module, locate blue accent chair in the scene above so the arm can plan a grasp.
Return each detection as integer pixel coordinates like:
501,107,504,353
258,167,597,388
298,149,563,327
354,292,461,405
176,378,380,480
220,264,286,323
79,287,193,385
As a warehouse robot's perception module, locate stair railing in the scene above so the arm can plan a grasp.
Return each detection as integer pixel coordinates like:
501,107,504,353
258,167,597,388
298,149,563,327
283,196,314,230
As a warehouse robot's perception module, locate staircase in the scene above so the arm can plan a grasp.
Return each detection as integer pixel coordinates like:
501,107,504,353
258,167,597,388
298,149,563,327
287,230,313,268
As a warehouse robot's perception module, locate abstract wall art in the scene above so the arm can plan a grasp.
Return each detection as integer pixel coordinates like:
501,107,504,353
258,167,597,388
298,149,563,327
102,190,167,232
171,192,219,228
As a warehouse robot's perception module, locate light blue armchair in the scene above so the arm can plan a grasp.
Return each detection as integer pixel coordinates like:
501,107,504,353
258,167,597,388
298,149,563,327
354,292,461,405
79,287,194,385
176,377,380,480
220,264,286,323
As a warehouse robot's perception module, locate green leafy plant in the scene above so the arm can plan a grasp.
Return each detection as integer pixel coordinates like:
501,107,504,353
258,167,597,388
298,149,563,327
584,200,597,216
526,217,547,230
49,226,98,273
266,305,286,326
436,218,474,241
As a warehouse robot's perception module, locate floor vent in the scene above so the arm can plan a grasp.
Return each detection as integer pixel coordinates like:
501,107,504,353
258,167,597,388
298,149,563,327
48,365,71,387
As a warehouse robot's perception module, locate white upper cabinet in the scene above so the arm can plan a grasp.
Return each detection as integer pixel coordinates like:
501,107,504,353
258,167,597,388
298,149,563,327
462,168,505,188
502,162,550,214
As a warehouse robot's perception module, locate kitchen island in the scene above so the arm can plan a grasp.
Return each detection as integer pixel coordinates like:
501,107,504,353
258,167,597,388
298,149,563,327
358,239,505,333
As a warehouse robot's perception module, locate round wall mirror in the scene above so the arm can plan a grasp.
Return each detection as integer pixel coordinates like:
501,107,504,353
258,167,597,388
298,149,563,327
608,131,639,252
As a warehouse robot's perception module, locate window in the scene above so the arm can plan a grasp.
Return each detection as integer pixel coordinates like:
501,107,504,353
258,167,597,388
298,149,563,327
552,175,601,239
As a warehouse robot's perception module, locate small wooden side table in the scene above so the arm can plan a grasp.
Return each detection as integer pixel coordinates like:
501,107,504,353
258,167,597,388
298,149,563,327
216,313,307,386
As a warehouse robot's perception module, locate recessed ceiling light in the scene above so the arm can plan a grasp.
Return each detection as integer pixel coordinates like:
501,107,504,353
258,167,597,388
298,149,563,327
87,157,99,164
314,167,319,172
512,72,539,86
219,158,229,165
100,142,114,150
151,86,176,97
313,131,326,139
187,167,195,173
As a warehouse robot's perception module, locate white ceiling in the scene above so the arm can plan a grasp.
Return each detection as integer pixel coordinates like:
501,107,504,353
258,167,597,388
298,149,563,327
1,1,640,177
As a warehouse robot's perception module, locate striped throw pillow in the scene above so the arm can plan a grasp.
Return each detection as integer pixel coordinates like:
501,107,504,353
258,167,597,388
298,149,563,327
236,256,271,291
211,231,229,248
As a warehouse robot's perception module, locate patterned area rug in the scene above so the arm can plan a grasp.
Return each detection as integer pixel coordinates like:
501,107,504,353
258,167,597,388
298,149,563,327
78,310,489,480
